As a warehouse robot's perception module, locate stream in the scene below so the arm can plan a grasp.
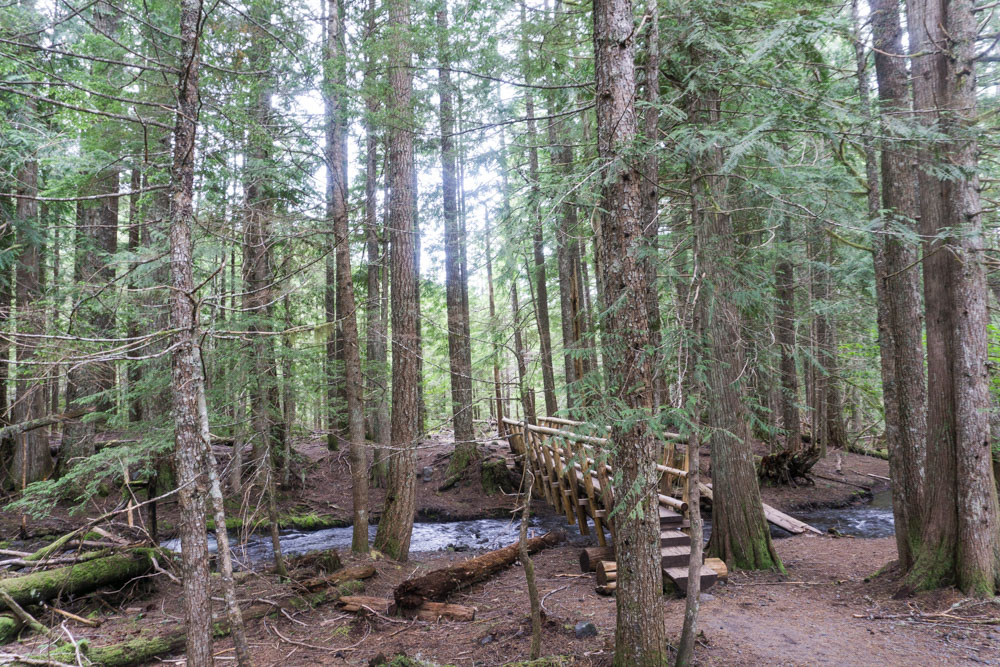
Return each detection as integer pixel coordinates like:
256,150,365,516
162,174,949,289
163,491,896,565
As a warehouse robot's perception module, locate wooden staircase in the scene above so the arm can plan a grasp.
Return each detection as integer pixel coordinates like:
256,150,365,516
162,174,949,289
502,416,719,593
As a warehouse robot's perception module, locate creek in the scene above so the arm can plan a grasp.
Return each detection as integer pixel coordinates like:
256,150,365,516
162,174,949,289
163,491,895,565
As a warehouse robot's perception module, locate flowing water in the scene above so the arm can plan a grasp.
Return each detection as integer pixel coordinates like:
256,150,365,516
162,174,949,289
162,512,582,566
788,489,895,538
163,491,895,565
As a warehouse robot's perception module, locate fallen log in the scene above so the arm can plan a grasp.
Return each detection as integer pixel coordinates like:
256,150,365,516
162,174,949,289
595,582,616,596
404,601,476,622
0,549,156,606
337,595,396,615
0,614,22,645
394,530,566,608
699,482,821,535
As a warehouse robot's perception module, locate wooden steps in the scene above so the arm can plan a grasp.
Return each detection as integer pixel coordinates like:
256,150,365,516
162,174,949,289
660,545,690,569
660,529,690,548
658,506,683,526
663,565,718,593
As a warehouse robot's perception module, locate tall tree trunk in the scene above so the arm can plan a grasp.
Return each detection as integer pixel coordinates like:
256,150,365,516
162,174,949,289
61,1,121,471
592,0,668,662
169,0,213,660
325,0,369,554
775,216,800,450
127,168,143,425
906,0,1000,594
0,195,11,426
244,4,285,576
373,0,418,561
859,0,927,572
484,213,504,433
363,0,389,488
511,281,536,425
519,3,557,417
640,0,665,410
12,101,52,489
690,84,780,571
438,2,478,479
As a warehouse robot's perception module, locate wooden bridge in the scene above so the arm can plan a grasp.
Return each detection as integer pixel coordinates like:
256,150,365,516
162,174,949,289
501,415,819,593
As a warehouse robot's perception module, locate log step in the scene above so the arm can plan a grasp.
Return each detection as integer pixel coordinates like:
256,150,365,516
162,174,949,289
659,529,691,548
658,506,683,526
662,565,718,594
660,545,691,569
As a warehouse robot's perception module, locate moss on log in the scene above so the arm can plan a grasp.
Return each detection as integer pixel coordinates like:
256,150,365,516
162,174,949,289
0,614,22,645
0,549,156,606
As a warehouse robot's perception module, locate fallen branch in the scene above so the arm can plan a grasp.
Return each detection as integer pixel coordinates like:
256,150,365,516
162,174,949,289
394,530,566,608
0,408,94,443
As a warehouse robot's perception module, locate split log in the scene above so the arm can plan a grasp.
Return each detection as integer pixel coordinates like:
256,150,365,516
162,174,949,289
596,561,616,586
579,546,614,573
595,582,616,596
705,557,728,581
394,530,566,608
0,549,156,606
699,482,821,535
405,601,476,622
337,596,395,615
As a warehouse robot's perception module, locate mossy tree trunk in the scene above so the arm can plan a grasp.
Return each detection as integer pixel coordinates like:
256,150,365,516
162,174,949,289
905,0,1000,595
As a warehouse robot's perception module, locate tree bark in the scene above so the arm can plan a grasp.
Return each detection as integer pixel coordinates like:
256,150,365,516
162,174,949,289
363,0,389,489
775,216,800,450
592,0,669,662
640,0,665,410
325,0,369,554
168,0,213,661
906,0,1000,594
12,100,52,489
373,0,418,561
438,2,478,479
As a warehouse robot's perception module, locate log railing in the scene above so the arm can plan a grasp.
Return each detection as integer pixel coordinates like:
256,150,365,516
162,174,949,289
502,416,691,548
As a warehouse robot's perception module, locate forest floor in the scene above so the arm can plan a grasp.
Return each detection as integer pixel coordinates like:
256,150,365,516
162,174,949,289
2,429,997,666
